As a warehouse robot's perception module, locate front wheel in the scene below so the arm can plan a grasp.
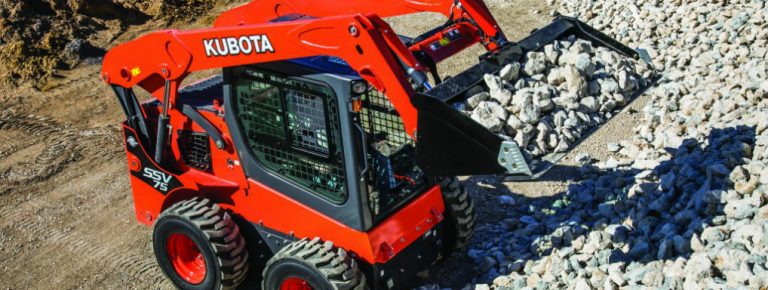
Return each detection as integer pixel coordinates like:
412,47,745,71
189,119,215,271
439,177,476,257
153,198,249,290
262,238,366,290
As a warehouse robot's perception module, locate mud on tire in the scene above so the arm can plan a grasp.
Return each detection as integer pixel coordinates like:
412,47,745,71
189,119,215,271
153,198,248,290
262,237,366,290
439,177,476,254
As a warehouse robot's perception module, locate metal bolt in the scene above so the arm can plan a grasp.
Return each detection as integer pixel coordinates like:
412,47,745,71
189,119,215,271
349,25,359,36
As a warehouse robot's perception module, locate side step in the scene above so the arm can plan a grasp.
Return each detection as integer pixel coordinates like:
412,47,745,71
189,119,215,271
414,16,657,179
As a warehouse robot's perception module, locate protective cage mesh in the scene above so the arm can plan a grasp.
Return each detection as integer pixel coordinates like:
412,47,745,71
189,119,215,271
360,90,411,148
359,88,427,218
233,68,346,203
178,131,212,172
286,89,331,156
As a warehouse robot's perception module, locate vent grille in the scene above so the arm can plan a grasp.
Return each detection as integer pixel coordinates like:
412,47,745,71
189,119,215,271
179,131,212,172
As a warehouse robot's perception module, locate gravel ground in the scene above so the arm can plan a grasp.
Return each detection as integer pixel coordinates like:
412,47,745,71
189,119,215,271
423,0,768,289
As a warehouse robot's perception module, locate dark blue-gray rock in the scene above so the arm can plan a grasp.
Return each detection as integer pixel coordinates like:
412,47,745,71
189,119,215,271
598,202,616,219
479,256,498,273
660,172,676,191
605,225,630,244
649,195,672,212
499,195,516,206
657,239,674,260
629,241,650,259
672,235,691,255
652,223,678,241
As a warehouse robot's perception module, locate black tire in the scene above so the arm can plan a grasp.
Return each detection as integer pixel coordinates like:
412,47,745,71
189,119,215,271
439,177,476,255
153,198,249,290
262,238,366,290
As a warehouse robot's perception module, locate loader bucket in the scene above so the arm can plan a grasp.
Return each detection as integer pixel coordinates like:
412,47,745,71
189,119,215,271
414,16,656,179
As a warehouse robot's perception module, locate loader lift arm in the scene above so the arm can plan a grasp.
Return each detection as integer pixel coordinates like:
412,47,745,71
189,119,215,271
102,5,504,138
213,0,506,50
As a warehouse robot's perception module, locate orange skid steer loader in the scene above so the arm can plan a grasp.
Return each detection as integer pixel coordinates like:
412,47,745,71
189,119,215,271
101,0,639,289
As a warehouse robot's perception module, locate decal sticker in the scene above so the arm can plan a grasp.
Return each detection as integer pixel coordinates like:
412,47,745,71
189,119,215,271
142,167,172,192
124,128,182,195
204,35,275,57
131,67,142,77
126,136,139,148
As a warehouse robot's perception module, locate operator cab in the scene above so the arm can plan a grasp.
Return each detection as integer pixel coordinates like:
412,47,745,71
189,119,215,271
214,56,431,231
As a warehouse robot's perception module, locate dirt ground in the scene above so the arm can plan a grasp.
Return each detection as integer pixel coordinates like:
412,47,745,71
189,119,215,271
0,1,645,289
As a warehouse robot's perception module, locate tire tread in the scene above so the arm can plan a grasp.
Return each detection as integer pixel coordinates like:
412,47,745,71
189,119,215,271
158,198,248,290
439,177,476,251
262,238,366,290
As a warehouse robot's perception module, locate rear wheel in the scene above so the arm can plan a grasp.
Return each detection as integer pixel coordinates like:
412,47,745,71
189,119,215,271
262,238,366,290
439,177,476,256
153,198,249,290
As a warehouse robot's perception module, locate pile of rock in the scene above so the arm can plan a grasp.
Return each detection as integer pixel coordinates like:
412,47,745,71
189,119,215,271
475,124,765,290
461,36,654,160
459,0,768,289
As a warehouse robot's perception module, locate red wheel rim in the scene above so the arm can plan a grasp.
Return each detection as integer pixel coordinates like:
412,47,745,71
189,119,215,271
281,277,313,290
166,233,207,284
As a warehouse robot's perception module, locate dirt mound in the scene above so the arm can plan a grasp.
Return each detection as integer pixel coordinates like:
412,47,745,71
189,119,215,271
156,0,217,22
0,0,223,88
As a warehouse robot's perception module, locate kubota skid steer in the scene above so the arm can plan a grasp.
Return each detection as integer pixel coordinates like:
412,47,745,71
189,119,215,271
101,1,640,289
